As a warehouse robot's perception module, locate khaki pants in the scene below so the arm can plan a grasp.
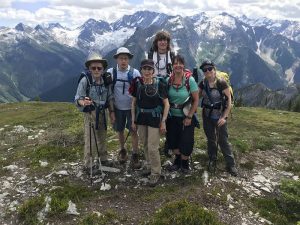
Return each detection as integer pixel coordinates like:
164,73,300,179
138,125,161,175
83,111,108,167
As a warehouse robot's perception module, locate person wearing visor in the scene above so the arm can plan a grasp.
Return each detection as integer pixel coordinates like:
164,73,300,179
198,60,238,176
75,52,115,172
129,59,169,186
166,54,199,173
107,47,141,168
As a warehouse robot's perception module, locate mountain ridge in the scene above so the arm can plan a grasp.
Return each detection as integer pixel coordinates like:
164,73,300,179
0,10,300,105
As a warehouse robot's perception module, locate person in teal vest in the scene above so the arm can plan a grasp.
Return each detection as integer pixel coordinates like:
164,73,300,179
166,54,199,173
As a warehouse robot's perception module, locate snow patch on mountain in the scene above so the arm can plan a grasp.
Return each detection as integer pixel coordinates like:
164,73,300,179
150,15,161,26
50,27,80,47
258,47,276,66
92,28,136,55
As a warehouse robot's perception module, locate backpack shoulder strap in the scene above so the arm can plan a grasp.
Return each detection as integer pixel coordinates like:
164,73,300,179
127,66,134,83
148,47,154,59
170,51,175,62
184,70,192,93
112,67,117,83
112,67,117,90
78,71,92,97
204,79,214,105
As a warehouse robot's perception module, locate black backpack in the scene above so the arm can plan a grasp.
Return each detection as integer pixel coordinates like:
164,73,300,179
78,71,93,97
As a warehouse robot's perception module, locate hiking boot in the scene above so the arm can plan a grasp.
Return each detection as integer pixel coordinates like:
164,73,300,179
227,166,238,177
207,160,217,173
130,153,141,169
167,154,181,172
163,141,172,158
100,160,115,167
83,165,102,176
181,159,191,174
148,174,160,187
140,168,151,177
118,148,128,164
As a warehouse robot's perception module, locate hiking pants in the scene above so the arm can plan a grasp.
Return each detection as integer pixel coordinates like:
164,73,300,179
138,125,161,176
202,116,235,167
166,116,195,157
83,110,108,167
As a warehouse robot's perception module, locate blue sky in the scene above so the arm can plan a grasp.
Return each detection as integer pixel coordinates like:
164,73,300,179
0,0,299,28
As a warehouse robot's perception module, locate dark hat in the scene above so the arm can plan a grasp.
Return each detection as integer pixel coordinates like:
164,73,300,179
199,60,215,70
140,59,154,69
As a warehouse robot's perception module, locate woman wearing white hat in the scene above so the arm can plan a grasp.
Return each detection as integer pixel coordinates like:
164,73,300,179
75,52,115,174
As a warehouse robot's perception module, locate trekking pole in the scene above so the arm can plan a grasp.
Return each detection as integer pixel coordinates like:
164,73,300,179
89,115,93,185
124,130,131,145
91,113,105,181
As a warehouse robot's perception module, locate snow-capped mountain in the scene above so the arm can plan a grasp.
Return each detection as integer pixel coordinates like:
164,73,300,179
239,15,300,42
0,10,300,103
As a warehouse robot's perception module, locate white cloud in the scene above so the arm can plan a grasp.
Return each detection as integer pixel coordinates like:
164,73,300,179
0,0,299,28
0,0,12,8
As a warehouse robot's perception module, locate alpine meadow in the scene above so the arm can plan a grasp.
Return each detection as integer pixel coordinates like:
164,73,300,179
0,102,299,224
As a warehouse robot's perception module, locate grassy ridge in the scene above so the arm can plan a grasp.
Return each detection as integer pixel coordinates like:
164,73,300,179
0,102,299,224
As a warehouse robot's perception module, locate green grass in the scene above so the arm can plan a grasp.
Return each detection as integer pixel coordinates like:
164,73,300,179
143,199,224,225
48,179,93,216
79,210,122,225
18,179,95,222
252,179,300,225
28,145,81,168
18,195,46,225
228,107,300,154
1,102,300,224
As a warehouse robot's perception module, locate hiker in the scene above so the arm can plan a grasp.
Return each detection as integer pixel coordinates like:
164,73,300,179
75,52,115,172
130,59,169,186
148,30,175,157
166,55,199,173
107,47,141,168
198,60,238,176
148,30,174,78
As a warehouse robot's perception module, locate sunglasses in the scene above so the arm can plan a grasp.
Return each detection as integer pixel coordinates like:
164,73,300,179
202,67,214,72
91,67,103,71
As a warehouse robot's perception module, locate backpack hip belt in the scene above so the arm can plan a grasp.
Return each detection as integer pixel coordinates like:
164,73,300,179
170,102,185,109
201,101,222,110
137,105,162,118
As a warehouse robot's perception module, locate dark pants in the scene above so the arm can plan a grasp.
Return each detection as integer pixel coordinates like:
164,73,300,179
202,116,235,167
166,116,195,156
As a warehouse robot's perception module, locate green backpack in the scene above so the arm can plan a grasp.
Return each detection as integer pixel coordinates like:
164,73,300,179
216,71,234,105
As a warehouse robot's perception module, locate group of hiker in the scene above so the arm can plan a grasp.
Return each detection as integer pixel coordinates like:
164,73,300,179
74,30,238,187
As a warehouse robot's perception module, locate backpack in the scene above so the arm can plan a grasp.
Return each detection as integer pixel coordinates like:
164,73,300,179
112,67,134,93
147,47,175,75
78,71,93,97
77,71,109,114
201,71,233,117
134,77,163,118
167,69,192,92
216,71,234,104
